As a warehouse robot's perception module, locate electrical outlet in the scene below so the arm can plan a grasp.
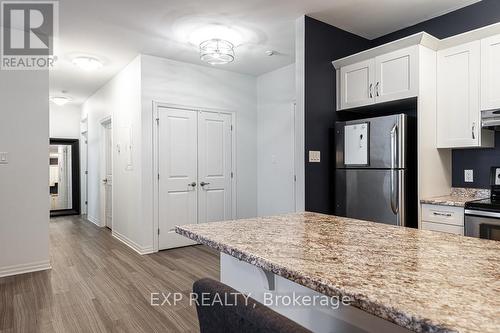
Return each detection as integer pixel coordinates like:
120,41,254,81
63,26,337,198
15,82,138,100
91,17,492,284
309,151,321,163
0,152,8,165
464,169,474,183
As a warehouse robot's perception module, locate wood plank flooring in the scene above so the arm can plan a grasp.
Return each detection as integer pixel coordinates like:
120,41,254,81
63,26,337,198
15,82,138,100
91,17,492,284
0,216,219,333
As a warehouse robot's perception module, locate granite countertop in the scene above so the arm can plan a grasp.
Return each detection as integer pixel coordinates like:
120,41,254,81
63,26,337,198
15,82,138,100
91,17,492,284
420,188,490,207
176,212,500,333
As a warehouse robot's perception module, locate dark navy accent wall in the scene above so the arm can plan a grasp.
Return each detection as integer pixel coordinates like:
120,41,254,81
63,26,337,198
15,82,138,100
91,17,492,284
452,133,500,188
370,0,500,189
304,16,371,213
304,0,500,211
372,0,500,45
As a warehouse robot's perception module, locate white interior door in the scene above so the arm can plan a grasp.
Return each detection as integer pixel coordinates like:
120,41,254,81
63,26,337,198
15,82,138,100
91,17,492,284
158,108,198,250
197,112,233,224
104,122,113,229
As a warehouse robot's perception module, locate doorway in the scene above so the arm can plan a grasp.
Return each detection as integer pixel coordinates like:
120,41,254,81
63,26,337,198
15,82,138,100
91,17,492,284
155,105,235,250
100,118,113,230
49,138,81,217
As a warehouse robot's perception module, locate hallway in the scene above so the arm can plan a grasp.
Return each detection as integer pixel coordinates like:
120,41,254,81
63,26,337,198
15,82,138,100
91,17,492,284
0,216,219,333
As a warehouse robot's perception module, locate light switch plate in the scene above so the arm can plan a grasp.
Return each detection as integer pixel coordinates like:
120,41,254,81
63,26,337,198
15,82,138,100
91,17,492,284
464,169,474,183
309,151,320,163
0,152,7,164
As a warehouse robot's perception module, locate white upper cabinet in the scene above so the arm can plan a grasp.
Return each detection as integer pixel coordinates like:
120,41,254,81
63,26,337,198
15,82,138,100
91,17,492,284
339,59,375,109
481,34,500,111
437,41,493,148
337,46,419,110
375,46,419,104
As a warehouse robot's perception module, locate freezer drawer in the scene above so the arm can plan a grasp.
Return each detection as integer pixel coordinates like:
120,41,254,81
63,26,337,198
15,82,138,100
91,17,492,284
335,169,406,226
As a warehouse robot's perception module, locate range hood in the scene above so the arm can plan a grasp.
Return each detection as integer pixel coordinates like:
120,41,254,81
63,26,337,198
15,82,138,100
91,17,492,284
482,110,500,130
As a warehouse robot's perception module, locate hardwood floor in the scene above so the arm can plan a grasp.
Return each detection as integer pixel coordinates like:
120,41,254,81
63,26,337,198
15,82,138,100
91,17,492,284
0,216,219,333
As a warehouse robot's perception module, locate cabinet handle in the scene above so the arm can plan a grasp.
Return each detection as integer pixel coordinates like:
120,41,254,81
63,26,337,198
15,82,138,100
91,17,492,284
369,83,373,98
472,122,476,140
433,212,452,217
375,82,380,97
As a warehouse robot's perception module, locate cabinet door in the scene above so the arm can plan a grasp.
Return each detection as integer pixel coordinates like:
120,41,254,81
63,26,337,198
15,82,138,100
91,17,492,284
481,34,500,111
374,46,418,103
437,41,480,148
339,59,375,110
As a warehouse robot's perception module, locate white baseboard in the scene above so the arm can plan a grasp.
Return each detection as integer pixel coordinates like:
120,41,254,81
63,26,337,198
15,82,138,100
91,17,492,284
87,215,101,227
0,260,51,278
112,231,155,255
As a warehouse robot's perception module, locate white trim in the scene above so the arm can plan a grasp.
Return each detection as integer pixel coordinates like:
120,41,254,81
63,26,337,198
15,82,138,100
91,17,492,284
87,215,101,227
332,32,439,69
152,101,237,253
332,22,500,69
0,260,51,278
112,231,155,255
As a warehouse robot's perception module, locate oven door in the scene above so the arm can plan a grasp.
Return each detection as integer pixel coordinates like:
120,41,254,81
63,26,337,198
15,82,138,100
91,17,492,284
464,210,500,241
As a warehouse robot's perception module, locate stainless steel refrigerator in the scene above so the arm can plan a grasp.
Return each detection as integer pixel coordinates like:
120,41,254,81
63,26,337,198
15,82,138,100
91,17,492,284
335,114,409,227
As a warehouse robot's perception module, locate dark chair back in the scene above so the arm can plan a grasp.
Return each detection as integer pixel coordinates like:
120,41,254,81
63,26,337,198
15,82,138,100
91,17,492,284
193,278,312,333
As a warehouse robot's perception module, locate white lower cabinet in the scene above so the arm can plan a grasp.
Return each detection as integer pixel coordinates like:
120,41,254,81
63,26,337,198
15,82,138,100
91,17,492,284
421,204,464,235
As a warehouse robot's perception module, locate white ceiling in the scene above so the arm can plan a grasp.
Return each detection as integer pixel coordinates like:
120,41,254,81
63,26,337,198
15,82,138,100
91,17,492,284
50,0,481,105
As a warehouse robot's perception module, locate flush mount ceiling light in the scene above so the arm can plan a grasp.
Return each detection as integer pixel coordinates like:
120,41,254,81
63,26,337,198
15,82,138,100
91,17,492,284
200,39,235,65
72,56,103,71
50,96,72,106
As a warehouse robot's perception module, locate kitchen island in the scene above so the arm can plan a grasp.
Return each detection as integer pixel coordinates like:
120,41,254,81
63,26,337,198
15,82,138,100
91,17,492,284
176,212,500,333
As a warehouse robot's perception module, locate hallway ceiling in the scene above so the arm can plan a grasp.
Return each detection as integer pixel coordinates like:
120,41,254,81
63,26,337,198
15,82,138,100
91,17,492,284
50,0,480,105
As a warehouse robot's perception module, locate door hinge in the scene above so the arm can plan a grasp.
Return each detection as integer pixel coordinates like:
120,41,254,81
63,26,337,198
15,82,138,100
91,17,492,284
231,172,233,178
85,201,88,205
230,125,233,131
294,175,297,182
85,170,88,175
158,228,160,235
158,173,160,180
156,118,160,125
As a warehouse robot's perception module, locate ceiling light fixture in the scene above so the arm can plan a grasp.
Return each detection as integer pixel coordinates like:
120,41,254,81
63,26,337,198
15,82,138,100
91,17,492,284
200,39,235,65
50,96,72,106
72,56,103,71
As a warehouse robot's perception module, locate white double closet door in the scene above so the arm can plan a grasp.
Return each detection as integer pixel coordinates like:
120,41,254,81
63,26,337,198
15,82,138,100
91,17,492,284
158,107,233,250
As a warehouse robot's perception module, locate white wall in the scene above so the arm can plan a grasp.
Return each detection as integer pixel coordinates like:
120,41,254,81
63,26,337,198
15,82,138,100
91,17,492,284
141,55,258,251
49,104,81,138
83,54,262,254
257,64,296,216
81,56,142,229
0,69,50,277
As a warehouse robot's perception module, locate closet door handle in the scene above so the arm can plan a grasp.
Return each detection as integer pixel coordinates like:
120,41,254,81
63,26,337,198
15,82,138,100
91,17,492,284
188,182,197,187
369,83,373,98
375,82,380,97
472,122,476,140
200,182,210,187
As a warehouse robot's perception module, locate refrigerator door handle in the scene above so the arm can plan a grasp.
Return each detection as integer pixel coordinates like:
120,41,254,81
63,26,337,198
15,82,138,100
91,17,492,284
390,124,399,217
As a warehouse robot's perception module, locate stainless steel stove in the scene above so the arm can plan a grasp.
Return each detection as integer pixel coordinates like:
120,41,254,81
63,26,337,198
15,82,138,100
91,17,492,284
464,167,500,241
